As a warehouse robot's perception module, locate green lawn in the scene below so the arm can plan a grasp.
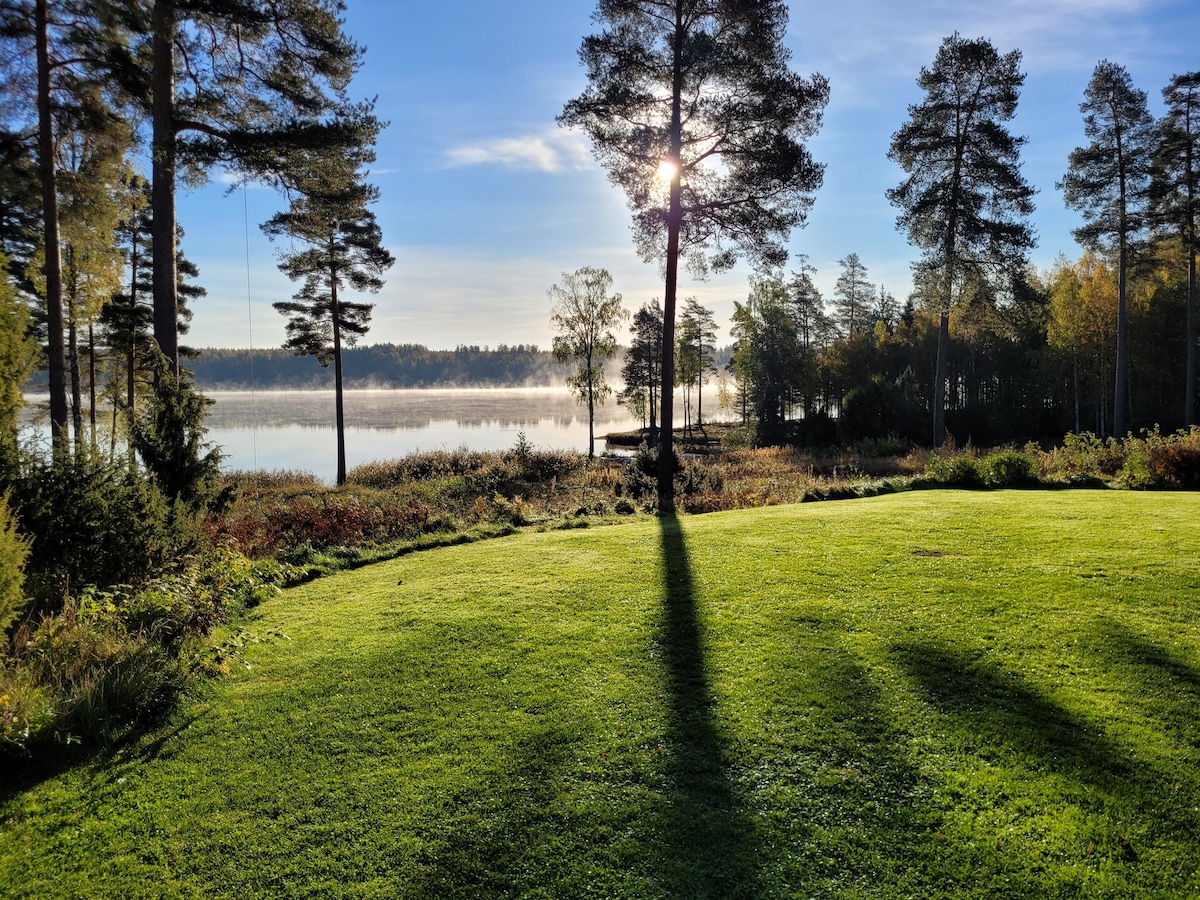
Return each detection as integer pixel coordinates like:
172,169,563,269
3,491,1199,899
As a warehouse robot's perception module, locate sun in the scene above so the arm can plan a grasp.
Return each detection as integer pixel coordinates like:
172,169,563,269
657,158,678,185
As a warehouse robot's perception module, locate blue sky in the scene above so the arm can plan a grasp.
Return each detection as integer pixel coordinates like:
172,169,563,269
179,0,1200,352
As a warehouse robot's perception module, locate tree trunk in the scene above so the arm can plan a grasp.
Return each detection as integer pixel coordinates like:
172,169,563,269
1186,242,1196,426
1073,346,1081,434
151,0,179,372
36,0,69,456
586,360,595,459
933,311,949,446
331,245,346,486
88,320,97,446
68,312,82,453
657,5,685,513
648,375,657,439
1114,244,1128,437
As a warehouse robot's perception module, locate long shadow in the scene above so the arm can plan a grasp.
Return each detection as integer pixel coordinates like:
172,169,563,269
656,513,761,898
891,640,1132,784
0,712,201,807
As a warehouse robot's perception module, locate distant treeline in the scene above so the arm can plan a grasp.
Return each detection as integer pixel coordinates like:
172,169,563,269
190,343,569,389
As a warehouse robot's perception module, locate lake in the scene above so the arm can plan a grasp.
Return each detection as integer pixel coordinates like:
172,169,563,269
18,387,734,484
204,388,642,481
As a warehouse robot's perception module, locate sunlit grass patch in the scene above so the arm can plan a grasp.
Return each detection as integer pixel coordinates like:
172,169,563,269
5,491,1195,898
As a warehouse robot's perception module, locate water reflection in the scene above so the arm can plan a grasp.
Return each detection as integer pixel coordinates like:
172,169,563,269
206,388,635,432
20,388,689,482
206,388,641,480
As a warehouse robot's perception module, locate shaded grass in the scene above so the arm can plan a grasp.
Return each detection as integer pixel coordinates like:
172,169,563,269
2,491,1199,898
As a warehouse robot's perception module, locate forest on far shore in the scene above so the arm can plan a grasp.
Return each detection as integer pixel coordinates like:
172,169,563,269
187,343,570,390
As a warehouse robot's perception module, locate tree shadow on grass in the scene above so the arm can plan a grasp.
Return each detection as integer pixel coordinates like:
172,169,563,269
655,513,762,898
1095,620,1200,695
891,640,1131,784
0,711,202,807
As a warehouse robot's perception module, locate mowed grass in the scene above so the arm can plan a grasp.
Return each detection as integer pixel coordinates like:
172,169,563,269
3,491,1199,899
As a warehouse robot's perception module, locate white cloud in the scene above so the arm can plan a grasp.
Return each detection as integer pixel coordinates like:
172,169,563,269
444,128,592,173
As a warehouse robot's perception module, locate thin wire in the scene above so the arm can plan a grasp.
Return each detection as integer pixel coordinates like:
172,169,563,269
244,182,259,477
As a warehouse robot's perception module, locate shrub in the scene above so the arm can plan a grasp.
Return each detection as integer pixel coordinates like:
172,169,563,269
675,459,724,495
622,443,666,499
925,454,983,486
1041,432,1126,478
1,545,286,756
132,356,228,512
6,452,191,610
1140,427,1200,488
978,451,1037,487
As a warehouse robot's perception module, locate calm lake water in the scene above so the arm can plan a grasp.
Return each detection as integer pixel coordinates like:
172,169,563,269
19,387,734,484
205,388,641,481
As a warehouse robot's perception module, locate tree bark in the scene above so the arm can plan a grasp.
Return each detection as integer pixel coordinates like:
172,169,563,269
657,4,685,513
88,321,97,446
586,354,595,459
1187,245,1196,426
331,237,346,486
933,313,949,447
36,0,69,456
68,313,82,453
151,0,179,372
1114,245,1128,437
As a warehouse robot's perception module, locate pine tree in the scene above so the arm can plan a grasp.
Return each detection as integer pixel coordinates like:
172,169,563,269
264,170,393,486
1059,60,1156,437
103,0,375,372
889,33,1035,446
729,277,804,446
786,257,831,417
100,174,205,456
0,250,38,468
1,0,133,454
870,286,900,333
561,0,828,508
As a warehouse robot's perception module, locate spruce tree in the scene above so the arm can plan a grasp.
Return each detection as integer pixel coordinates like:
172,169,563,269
561,0,828,509
832,252,873,337
1059,60,1156,438
889,33,1035,446
676,297,717,430
618,301,664,435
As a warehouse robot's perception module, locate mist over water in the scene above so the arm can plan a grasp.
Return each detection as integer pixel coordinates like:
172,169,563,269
207,388,642,481
20,386,731,484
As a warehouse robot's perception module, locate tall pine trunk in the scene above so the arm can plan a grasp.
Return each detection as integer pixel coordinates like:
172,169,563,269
152,0,179,372
657,4,684,513
1114,246,1128,437
331,246,346,486
933,309,950,447
586,349,596,459
68,312,82,453
36,0,69,456
1187,246,1196,425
